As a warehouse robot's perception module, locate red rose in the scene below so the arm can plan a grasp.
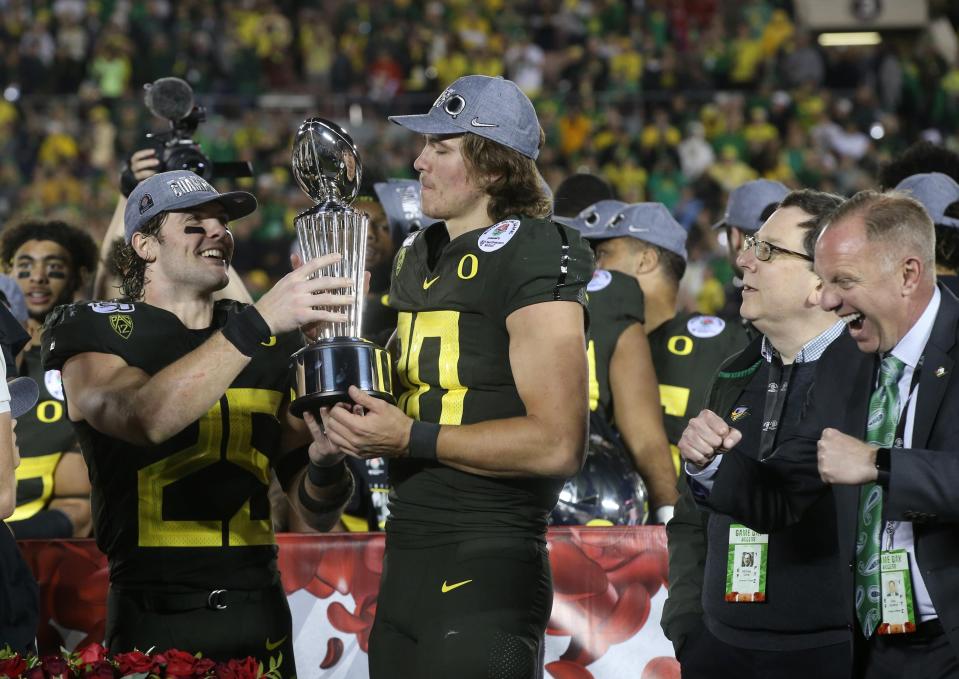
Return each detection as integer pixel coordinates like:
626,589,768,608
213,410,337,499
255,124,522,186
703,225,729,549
225,659,258,679
83,662,115,679
150,654,167,674
40,655,70,679
76,646,108,668
24,667,44,679
212,664,234,679
114,652,152,677
0,655,27,678
163,651,197,678
191,658,214,678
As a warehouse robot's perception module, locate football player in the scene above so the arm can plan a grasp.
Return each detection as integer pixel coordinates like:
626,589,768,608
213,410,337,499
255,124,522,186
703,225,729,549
0,220,98,539
43,170,355,671
586,203,750,472
557,200,677,523
323,75,593,678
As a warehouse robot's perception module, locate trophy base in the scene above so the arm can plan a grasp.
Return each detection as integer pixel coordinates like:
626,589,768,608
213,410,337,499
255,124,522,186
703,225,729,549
291,336,394,418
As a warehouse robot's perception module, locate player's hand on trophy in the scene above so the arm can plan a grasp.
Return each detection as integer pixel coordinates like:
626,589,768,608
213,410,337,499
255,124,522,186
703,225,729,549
301,410,346,466
321,386,414,460
678,409,741,469
254,253,355,336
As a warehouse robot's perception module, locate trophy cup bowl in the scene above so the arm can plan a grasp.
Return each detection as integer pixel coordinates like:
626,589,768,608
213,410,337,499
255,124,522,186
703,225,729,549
289,118,394,417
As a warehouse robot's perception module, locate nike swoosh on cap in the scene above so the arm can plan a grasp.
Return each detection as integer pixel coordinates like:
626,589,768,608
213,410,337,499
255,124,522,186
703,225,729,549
628,226,649,233
470,118,498,128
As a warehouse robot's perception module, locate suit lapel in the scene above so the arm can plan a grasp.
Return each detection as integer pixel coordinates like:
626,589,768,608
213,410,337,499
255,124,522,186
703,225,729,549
912,287,959,448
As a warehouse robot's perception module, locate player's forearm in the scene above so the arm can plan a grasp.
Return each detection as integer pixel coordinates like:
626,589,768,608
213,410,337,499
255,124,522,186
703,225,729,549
287,465,354,532
627,440,680,509
48,497,93,537
436,412,587,478
0,413,14,519
132,334,251,443
92,197,126,301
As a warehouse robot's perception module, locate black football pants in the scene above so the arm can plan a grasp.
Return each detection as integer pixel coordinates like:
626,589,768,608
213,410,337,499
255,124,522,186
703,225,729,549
368,537,552,679
106,581,295,677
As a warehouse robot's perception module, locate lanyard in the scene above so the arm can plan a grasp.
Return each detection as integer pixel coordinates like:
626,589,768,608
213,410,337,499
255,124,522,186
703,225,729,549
884,355,923,548
759,358,793,460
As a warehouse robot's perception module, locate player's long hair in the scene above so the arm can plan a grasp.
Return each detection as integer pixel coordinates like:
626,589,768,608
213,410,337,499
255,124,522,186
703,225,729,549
112,213,166,300
461,130,552,222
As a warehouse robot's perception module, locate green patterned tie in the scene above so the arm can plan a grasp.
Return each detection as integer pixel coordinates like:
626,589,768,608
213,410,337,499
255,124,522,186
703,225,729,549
855,354,905,638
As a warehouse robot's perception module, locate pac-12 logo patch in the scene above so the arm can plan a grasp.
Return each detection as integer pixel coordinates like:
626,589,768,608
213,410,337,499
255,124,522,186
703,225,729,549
44,370,64,401
587,269,613,292
110,314,133,339
687,315,725,338
89,301,135,314
477,219,521,252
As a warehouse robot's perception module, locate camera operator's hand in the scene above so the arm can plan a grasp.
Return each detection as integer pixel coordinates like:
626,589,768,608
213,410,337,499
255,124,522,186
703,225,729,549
255,253,355,336
120,149,161,197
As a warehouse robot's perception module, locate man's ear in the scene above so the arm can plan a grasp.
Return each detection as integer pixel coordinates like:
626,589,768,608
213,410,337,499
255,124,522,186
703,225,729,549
900,255,923,296
132,232,157,263
806,273,823,307
637,246,659,276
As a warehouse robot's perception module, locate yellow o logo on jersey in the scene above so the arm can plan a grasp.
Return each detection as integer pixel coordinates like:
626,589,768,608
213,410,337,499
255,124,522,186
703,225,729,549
260,336,277,347
457,254,478,280
36,400,63,423
667,335,694,356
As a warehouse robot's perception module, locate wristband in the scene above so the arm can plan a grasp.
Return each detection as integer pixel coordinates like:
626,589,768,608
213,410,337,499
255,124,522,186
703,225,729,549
875,446,891,489
221,306,272,357
408,420,440,461
653,505,675,525
307,459,348,486
298,468,353,514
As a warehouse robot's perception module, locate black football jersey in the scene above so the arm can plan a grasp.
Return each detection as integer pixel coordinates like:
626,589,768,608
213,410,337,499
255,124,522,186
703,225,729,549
42,300,305,591
9,346,78,523
648,312,749,470
386,217,592,547
584,269,645,424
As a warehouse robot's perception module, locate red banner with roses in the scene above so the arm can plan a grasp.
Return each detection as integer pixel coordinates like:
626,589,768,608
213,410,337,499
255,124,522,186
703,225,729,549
19,527,678,679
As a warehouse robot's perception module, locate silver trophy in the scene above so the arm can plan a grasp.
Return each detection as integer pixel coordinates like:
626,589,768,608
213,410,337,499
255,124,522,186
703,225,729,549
289,118,394,416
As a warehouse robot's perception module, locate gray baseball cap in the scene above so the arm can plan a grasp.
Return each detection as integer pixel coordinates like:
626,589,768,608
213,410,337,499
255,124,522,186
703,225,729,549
373,179,426,240
712,179,789,233
8,376,38,418
895,172,959,228
124,170,257,243
555,200,628,233
0,275,27,325
586,202,688,261
389,75,541,160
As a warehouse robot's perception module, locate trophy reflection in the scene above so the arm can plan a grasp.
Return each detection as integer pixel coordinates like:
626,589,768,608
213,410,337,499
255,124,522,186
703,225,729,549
289,117,394,416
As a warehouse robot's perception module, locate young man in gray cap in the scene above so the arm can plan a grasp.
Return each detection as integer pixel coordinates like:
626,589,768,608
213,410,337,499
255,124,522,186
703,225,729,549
322,75,593,678
894,172,959,296
558,200,677,523
587,202,749,472
41,169,356,672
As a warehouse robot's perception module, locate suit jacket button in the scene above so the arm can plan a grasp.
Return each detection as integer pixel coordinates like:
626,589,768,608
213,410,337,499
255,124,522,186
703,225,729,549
849,561,854,571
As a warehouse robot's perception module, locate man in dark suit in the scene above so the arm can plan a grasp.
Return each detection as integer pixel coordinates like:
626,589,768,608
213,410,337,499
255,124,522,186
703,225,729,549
701,190,959,678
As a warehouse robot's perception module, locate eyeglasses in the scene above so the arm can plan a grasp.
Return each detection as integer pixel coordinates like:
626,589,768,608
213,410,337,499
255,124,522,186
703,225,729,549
741,235,813,262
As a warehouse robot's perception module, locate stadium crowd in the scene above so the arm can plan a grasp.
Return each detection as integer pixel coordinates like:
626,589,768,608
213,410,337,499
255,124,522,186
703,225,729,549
0,0,958,310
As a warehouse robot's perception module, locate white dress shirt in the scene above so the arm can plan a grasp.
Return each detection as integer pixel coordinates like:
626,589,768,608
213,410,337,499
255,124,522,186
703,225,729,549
887,286,941,622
